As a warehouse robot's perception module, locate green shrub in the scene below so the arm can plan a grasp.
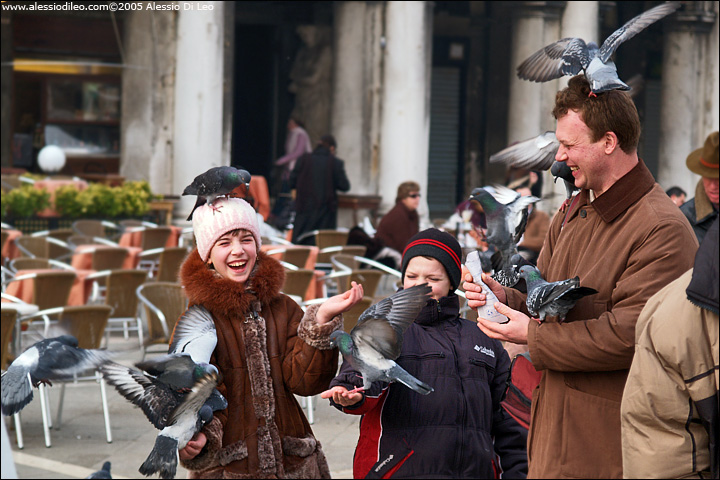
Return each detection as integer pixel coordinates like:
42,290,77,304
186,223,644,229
1,185,51,218
54,185,85,218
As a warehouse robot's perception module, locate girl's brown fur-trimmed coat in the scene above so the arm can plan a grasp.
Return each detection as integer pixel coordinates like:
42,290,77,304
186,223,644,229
175,249,342,479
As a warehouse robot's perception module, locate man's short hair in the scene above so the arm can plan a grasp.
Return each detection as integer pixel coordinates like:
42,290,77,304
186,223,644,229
553,75,641,154
666,186,686,198
320,134,337,149
396,181,420,203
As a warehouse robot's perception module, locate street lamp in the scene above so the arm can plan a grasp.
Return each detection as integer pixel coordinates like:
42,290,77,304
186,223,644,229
37,145,67,175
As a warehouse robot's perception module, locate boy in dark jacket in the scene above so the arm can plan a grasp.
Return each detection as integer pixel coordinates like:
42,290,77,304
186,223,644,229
322,228,528,478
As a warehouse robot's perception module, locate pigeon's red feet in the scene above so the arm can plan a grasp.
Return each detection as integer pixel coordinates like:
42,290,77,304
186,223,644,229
210,203,223,215
346,386,366,395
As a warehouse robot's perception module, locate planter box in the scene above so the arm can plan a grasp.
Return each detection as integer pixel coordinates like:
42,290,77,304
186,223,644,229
2,213,162,234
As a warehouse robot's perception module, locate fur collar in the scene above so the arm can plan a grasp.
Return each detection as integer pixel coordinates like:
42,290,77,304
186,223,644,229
180,249,286,317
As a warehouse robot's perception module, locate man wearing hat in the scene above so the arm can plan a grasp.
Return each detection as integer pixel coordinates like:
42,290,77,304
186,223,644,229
680,131,719,244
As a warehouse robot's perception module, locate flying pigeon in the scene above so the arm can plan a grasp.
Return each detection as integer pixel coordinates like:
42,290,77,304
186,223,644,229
329,283,434,395
489,131,578,200
100,355,227,480
1,335,112,416
469,186,540,287
516,1,681,94
182,166,252,220
518,264,598,322
168,305,217,364
86,461,112,479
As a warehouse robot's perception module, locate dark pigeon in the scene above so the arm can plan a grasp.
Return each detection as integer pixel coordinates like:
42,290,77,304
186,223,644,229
469,186,540,287
1,335,112,416
100,355,226,480
517,1,680,94
330,284,434,395
182,166,251,220
86,461,112,479
489,131,578,200
519,264,598,322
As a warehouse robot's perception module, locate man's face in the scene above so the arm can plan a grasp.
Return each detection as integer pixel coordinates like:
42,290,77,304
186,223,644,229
555,110,610,194
702,177,719,205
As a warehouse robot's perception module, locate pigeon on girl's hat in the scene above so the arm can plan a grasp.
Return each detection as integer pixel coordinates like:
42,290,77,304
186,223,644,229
516,1,680,94
329,284,434,395
183,166,251,220
1,335,112,416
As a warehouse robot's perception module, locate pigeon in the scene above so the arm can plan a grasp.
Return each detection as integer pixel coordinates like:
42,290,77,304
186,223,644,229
86,461,112,479
1,335,112,416
182,166,252,220
518,264,598,322
516,1,680,94
329,283,434,395
489,132,578,200
168,305,217,364
100,355,227,480
469,186,540,287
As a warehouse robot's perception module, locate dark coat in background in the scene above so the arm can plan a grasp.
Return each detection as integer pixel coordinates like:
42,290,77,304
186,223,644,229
680,179,719,245
289,145,350,244
375,201,419,253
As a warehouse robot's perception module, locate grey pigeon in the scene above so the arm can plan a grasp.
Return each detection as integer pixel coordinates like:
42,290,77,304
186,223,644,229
329,283,434,395
86,461,112,479
516,1,680,94
469,186,540,287
1,335,112,416
489,131,578,200
182,166,251,220
168,305,217,364
519,265,598,322
100,355,226,480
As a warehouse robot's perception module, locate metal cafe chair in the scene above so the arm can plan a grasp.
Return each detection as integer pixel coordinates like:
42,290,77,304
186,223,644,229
136,282,187,360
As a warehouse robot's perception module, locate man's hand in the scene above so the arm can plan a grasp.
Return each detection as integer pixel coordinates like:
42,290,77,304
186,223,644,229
320,385,363,407
178,432,207,461
477,302,534,345
316,282,364,325
462,272,507,306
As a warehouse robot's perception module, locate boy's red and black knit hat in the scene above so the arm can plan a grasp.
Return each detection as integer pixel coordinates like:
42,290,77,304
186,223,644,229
401,228,462,290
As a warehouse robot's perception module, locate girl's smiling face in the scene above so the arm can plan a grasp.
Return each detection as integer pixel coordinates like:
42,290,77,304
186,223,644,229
208,229,257,284
403,256,452,301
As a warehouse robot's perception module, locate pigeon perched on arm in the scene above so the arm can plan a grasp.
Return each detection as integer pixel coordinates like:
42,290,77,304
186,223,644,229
469,185,540,287
182,166,251,220
86,461,112,479
329,283,434,395
516,1,680,94
489,131,578,200
519,264,598,322
1,335,113,416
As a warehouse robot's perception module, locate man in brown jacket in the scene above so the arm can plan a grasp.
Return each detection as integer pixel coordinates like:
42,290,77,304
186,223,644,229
463,75,698,478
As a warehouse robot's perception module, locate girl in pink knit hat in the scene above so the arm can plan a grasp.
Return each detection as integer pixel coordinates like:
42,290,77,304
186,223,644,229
175,196,363,478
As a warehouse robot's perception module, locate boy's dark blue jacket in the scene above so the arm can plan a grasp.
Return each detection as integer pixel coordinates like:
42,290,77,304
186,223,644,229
329,294,528,479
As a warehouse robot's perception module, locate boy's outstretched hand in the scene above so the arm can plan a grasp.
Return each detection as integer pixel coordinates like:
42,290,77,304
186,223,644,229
320,385,364,407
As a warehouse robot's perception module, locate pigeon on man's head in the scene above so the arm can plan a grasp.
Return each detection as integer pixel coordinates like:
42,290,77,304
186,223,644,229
519,264,598,322
516,1,680,94
330,283,434,395
100,355,226,480
183,166,251,220
489,132,578,200
469,185,540,287
1,335,113,416
86,461,112,479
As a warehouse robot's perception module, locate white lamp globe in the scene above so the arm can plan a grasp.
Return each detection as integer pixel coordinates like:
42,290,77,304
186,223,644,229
37,145,67,174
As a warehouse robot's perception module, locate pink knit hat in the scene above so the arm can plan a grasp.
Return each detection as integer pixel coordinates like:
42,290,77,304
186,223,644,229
192,197,262,261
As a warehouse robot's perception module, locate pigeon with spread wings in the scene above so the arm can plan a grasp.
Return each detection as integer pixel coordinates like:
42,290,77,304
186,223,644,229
329,283,434,395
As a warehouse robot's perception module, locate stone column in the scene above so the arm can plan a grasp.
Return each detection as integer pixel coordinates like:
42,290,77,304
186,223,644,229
658,2,717,196
173,2,226,219
378,1,433,220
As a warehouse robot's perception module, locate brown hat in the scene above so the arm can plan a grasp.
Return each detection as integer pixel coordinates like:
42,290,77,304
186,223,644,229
686,131,719,179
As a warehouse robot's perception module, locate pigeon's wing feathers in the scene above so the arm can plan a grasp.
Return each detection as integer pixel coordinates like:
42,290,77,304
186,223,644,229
356,284,432,337
169,305,217,364
517,38,578,82
192,167,224,196
598,2,681,62
489,184,521,205
489,132,559,171
33,343,112,380
167,371,219,425
100,362,181,429
352,318,403,361
560,38,591,75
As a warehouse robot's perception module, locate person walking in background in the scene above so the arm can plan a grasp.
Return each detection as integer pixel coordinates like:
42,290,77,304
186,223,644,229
270,117,313,229
621,217,718,479
680,131,719,244
463,75,698,478
322,229,528,479
375,181,421,253
176,196,364,478
289,134,350,245
665,185,687,207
